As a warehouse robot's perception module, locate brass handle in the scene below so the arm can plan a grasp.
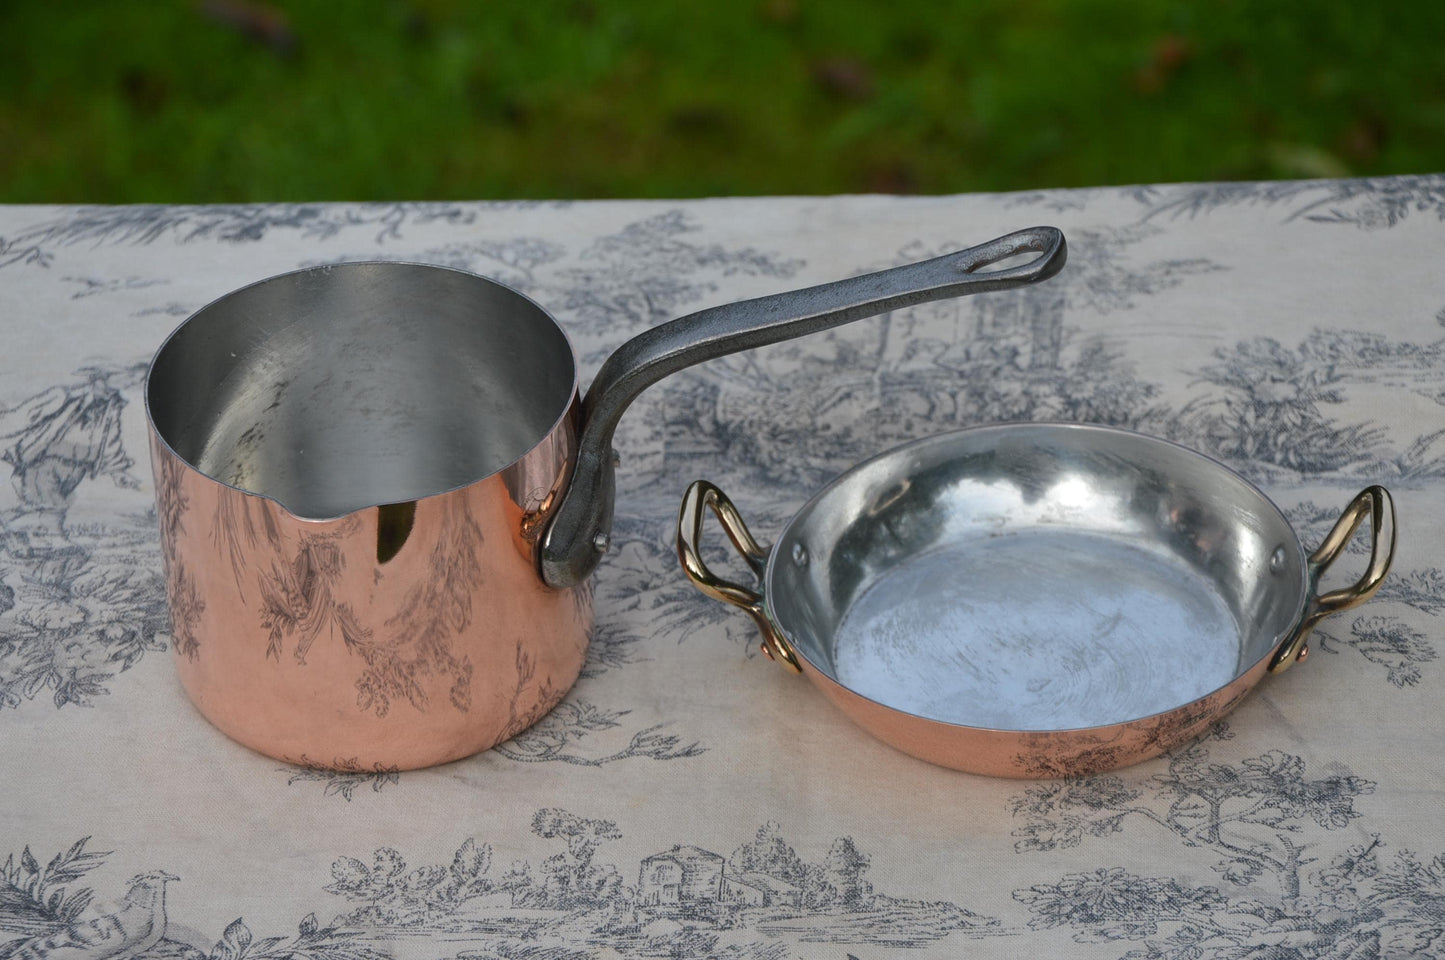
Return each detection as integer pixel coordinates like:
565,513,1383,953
676,480,802,673
1269,485,1397,673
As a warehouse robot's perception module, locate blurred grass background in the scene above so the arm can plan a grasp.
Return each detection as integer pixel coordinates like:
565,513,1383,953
2,0,1442,202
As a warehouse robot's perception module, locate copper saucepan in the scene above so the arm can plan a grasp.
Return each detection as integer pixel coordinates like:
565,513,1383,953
145,227,1066,770
678,423,1396,778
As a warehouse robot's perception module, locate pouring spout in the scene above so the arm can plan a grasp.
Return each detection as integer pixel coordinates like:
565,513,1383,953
537,226,1067,589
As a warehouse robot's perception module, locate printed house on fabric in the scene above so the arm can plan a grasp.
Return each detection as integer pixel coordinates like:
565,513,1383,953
969,285,1066,372
637,846,801,909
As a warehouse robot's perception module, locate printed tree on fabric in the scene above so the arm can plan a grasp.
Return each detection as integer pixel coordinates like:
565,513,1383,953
522,808,629,909
1008,725,1445,957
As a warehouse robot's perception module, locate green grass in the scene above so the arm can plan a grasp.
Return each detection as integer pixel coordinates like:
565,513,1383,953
2,0,1442,202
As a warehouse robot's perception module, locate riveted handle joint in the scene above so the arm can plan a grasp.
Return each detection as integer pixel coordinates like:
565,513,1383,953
677,480,802,674
1270,485,1396,673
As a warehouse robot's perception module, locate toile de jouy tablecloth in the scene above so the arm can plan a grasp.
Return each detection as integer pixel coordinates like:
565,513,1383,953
3,177,1444,960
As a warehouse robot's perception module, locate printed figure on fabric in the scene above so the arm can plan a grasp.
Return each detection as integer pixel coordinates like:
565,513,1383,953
0,364,167,710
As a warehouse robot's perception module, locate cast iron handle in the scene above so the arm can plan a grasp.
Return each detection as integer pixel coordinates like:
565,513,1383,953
1268,485,1396,673
676,480,801,673
540,225,1068,588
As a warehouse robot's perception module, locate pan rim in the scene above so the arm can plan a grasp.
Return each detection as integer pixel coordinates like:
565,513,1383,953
144,260,582,523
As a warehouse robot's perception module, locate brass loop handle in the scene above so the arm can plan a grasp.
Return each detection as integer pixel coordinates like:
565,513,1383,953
1269,485,1397,673
677,480,803,674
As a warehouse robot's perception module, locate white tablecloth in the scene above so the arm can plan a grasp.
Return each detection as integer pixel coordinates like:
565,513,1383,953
2,178,1444,959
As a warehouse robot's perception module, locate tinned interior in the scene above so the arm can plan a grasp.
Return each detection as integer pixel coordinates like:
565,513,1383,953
146,262,577,519
764,424,1308,731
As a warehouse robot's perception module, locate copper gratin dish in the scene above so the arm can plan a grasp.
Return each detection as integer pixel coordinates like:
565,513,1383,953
678,423,1395,778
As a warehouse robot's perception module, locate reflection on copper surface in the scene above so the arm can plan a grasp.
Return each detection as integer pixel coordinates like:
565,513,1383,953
507,403,580,558
807,660,1265,779
149,400,590,771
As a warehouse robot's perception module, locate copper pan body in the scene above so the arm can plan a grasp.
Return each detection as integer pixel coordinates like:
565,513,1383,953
148,419,586,771
679,423,1396,778
146,263,591,770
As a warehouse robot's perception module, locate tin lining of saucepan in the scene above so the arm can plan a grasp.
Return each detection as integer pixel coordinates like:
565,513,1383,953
762,424,1309,733
146,261,581,521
